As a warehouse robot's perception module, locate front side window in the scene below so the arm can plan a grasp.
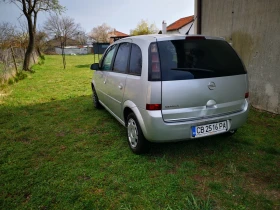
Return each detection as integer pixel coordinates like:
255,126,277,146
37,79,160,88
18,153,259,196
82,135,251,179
129,44,142,75
113,43,131,73
101,45,117,71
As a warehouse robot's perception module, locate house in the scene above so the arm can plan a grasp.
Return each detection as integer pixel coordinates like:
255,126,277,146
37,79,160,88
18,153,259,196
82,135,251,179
160,15,195,35
194,0,280,114
108,29,129,44
54,45,92,55
45,37,80,54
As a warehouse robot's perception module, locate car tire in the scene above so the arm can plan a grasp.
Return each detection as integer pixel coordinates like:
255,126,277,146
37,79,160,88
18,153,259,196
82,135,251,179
92,86,102,109
225,129,237,136
126,113,149,154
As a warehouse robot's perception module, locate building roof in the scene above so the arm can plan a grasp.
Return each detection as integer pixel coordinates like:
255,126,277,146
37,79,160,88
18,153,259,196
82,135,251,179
109,29,129,37
167,15,194,31
46,37,80,47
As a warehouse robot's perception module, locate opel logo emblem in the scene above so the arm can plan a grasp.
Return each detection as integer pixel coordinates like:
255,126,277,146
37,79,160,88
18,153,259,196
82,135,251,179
208,82,216,90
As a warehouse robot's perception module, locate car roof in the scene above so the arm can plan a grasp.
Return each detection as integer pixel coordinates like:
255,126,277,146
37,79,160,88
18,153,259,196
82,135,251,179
116,34,225,44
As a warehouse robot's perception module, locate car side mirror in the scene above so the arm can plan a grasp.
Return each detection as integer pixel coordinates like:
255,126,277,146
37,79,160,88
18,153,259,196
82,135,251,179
90,63,100,70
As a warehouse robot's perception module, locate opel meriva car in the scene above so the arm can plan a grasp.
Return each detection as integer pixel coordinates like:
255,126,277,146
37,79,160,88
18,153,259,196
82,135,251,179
90,34,249,154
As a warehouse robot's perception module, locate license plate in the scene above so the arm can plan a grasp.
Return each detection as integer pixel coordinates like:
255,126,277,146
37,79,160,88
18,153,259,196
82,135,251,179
192,121,228,138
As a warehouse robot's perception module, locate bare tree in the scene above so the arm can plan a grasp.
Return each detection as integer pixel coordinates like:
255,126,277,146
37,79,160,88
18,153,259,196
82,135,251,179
88,23,112,43
74,29,87,45
0,22,17,44
130,20,158,35
44,14,81,69
1,0,64,71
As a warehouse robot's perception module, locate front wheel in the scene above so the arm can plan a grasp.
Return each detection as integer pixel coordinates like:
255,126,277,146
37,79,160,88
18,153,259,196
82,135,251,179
127,113,149,154
92,86,102,109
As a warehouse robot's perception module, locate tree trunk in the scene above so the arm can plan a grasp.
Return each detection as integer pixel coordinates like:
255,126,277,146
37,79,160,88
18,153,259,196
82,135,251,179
10,46,18,74
23,17,35,71
61,41,66,69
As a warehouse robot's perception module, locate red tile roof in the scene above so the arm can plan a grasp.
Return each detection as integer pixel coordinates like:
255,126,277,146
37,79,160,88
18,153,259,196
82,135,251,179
109,29,129,37
167,15,194,31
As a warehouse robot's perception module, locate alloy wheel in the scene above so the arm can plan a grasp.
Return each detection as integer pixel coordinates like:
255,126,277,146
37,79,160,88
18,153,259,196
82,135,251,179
127,118,138,148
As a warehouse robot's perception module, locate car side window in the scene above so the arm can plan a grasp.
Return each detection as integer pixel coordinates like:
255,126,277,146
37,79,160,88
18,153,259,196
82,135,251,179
112,42,131,73
129,44,142,75
101,45,117,71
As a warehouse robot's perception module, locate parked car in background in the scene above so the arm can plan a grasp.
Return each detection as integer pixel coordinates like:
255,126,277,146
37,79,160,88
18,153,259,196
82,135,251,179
90,34,249,154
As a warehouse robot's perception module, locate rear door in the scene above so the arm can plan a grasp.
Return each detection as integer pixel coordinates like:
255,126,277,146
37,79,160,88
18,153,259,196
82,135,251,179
157,37,248,122
106,41,132,119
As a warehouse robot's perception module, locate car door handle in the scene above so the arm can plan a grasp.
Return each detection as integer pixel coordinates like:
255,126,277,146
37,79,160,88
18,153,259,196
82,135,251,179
118,85,123,89
104,81,106,84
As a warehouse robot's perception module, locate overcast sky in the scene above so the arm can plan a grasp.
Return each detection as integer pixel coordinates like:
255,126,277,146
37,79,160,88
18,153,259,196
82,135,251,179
0,0,194,34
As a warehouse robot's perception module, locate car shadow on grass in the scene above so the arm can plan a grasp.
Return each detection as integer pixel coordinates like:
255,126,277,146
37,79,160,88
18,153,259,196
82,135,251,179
75,64,92,68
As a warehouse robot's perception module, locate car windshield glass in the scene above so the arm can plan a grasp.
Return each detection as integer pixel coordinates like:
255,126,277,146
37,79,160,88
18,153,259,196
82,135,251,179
157,39,246,81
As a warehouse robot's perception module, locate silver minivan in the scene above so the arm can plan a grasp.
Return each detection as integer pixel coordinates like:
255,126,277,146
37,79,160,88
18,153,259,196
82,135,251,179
90,34,249,154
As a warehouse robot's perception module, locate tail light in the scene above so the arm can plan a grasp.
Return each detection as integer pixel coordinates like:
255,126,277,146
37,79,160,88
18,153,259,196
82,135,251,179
146,104,161,111
148,43,161,81
245,92,249,98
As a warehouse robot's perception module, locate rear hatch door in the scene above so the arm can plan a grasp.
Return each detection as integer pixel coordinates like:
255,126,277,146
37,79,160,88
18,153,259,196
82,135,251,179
157,37,248,122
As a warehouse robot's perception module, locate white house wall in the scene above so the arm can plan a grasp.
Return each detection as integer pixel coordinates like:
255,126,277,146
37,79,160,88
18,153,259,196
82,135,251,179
179,22,194,34
166,22,194,35
55,47,90,55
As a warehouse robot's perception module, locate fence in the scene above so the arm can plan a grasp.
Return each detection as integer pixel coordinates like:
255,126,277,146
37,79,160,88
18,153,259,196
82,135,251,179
0,47,38,83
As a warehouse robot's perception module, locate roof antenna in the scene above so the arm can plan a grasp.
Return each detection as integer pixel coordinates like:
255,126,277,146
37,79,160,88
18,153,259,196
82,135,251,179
186,16,197,35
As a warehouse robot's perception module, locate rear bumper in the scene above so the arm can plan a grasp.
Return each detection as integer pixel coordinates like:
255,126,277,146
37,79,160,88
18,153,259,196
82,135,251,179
137,101,249,142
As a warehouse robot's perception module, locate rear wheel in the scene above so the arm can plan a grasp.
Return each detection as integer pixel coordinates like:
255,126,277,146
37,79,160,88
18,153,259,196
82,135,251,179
92,86,102,109
127,113,149,154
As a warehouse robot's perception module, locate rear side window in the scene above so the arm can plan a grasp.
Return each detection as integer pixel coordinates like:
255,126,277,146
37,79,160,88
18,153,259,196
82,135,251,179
129,44,142,75
113,42,131,73
157,39,246,81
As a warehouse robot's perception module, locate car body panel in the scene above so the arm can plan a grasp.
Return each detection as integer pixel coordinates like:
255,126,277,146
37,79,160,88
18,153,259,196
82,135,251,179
161,75,248,122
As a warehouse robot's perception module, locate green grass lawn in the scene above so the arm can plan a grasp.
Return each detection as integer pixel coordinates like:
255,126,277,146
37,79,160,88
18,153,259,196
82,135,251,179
0,55,279,210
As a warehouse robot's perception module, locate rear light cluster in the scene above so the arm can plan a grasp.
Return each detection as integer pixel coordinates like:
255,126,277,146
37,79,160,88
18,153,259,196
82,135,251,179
245,92,249,98
148,43,161,81
146,104,161,111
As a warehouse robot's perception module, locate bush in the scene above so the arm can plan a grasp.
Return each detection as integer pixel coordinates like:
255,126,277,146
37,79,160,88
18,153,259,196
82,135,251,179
16,72,27,81
40,54,45,60
8,78,14,85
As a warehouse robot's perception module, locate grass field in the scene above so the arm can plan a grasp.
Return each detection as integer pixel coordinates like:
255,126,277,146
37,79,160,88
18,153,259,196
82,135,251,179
0,55,279,209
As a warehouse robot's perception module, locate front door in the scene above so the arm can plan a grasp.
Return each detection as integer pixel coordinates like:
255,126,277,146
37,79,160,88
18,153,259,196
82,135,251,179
95,44,117,106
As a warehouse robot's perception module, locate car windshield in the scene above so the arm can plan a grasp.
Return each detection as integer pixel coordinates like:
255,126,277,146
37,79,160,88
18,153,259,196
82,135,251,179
157,39,246,81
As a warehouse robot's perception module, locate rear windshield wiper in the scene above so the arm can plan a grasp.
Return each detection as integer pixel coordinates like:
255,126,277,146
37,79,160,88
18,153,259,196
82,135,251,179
171,68,215,73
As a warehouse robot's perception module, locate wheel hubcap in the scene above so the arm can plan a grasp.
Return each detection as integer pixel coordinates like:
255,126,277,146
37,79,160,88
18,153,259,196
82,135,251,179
127,118,138,148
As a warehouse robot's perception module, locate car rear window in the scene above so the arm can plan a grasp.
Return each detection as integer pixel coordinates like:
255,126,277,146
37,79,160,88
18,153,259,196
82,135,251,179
157,39,246,81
